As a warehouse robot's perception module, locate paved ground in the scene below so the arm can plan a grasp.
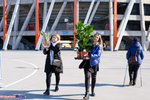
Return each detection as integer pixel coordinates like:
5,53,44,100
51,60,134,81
0,50,150,100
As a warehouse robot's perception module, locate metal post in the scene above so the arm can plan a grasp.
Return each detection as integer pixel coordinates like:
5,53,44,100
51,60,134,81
109,0,113,51
113,0,117,50
12,6,19,49
0,4,11,31
114,0,135,51
3,0,20,50
3,0,7,45
14,3,35,49
74,0,77,48
88,0,101,25
49,0,68,36
35,0,39,46
146,25,150,50
84,0,95,25
35,0,56,50
140,0,147,51
43,1,47,24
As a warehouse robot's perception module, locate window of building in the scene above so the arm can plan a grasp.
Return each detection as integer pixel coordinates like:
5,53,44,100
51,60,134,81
144,4,150,15
117,21,141,31
145,21,150,31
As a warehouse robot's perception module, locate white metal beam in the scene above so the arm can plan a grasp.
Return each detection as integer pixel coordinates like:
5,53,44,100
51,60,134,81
140,0,147,51
109,0,113,51
43,1,47,24
88,0,101,25
49,0,68,37
114,0,135,51
12,6,19,49
14,3,35,50
35,0,56,50
3,0,20,50
0,5,11,31
83,0,95,25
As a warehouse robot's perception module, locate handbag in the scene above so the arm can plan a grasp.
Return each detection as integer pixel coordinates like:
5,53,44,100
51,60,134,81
52,59,61,67
129,48,138,63
79,60,87,69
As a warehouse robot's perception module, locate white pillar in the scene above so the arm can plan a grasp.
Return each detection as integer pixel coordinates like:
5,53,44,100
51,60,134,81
140,0,147,51
49,0,68,36
114,0,135,51
109,0,113,51
2,0,20,50
35,0,56,51
14,3,35,49
84,0,95,25
88,0,101,25
12,6,19,49
43,1,47,24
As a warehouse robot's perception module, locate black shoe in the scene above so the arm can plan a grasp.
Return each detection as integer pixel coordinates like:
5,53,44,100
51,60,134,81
55,86,59,92
43,89,49,95
91,91,95,96
83,92,89,100
133,83,136,86
129,80,133,86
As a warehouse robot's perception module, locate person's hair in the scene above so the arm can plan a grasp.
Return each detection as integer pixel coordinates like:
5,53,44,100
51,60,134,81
92,33,104,53
51,34,61,41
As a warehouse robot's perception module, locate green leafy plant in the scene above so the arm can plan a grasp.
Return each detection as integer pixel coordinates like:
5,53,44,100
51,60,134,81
41,31,49,41
74,21,93,52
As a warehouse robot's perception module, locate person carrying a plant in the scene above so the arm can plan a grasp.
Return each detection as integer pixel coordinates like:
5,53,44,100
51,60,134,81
83,33,103,100
42,33,63,95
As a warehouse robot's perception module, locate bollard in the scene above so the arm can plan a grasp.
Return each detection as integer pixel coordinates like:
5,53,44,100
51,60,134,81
0,52,5,88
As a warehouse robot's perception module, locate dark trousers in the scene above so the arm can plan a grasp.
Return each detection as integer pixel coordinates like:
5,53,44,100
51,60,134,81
46,72,60,89
84,62,98,92
129,64,140,84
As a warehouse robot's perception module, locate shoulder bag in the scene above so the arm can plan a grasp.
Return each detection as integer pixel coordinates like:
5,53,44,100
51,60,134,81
129,48,138,63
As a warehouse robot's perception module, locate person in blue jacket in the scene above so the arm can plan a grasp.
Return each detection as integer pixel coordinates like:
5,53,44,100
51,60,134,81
126,37,144,86
83,33,103,100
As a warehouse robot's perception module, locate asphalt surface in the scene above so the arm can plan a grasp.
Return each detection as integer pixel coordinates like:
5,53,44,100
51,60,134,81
0,50,150,100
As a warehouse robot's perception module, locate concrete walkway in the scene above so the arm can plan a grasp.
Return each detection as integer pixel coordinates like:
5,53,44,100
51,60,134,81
0,50,150,100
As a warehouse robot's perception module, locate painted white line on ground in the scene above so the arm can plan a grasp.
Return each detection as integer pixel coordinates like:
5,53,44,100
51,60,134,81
0,59,38,89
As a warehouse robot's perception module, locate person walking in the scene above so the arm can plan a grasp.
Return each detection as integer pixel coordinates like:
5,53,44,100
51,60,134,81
43,34,63,95
126,37,144,86
83,33,103,100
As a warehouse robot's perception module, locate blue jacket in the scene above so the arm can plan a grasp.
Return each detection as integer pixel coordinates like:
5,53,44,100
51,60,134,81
90,44,102,66
126,42,144,64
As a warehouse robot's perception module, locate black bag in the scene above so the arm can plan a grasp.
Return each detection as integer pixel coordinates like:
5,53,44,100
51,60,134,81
129,48,138,63
52,59,61,67
79,60,87,69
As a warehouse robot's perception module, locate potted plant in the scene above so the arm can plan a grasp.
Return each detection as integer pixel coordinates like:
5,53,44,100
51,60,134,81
74,21,93,58
41,31,50,47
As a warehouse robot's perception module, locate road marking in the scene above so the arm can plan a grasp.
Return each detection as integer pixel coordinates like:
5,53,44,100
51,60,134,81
0,59,38,89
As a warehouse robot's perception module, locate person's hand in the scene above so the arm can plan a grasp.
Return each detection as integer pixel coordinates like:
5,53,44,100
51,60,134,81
85,56,90,60
43,41,50,50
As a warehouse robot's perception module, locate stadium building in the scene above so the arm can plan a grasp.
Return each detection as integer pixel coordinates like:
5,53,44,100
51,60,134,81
0,0,150,51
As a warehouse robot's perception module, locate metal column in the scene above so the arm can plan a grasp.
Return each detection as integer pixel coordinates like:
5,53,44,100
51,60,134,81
109,0,113,51
74,0,77,48
49,0,68,37
14,3,35,49
114,0,135,51
140,0,147,51
0,4,11,31
84,0,95,25
3,0,20,50
113,0,117,50
35,0,55,50
88,0,101,25
12,6,19,49
35,0,39,46
3,0,7,45
43,1,47,24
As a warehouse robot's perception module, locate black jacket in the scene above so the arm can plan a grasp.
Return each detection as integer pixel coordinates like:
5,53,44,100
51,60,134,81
43,42,63,73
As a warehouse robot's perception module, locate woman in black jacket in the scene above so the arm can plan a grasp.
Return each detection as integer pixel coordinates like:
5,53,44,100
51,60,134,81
43,34,63,95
